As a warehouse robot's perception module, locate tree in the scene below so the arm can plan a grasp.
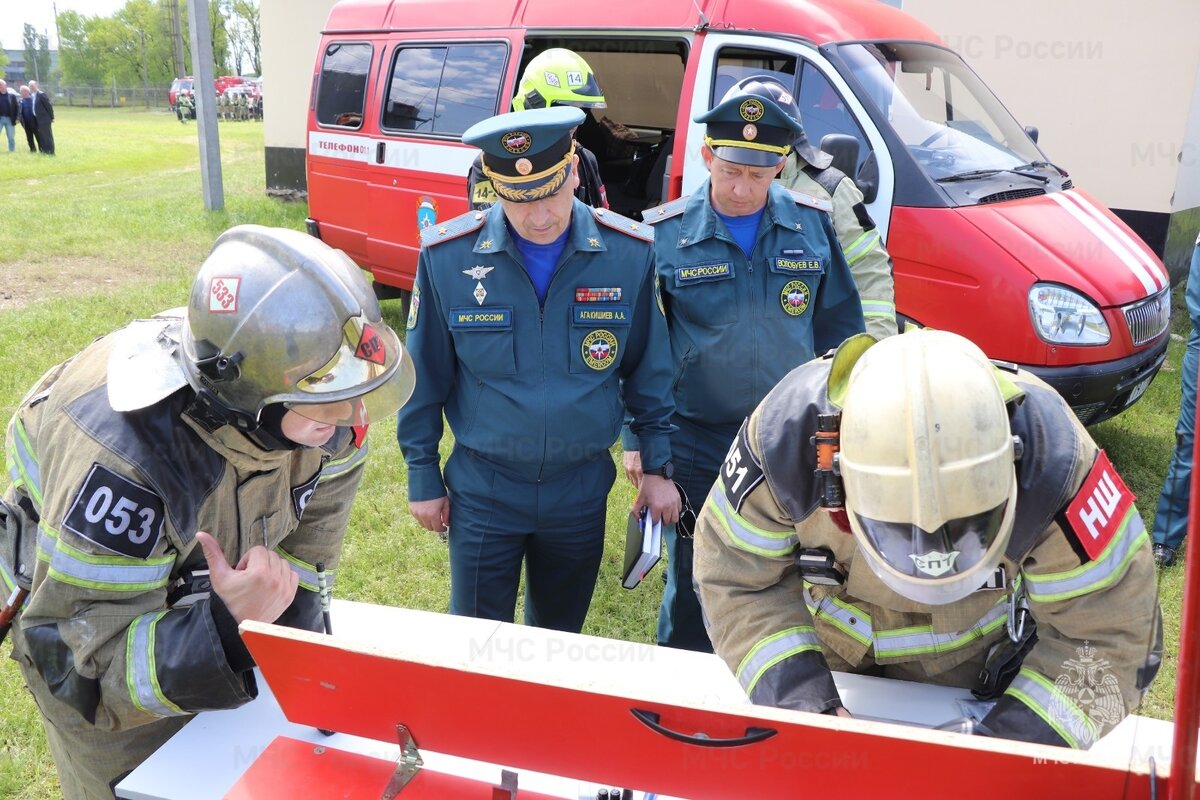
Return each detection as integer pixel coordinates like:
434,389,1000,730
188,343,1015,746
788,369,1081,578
226,0,260,76
22,23,52,85
0,42,8,73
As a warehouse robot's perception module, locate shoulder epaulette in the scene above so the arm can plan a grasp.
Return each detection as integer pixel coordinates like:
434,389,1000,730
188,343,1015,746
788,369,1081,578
419,209,487,248
801,164,848,198
592,207,654,242
787,188,833,214
643,195,689,224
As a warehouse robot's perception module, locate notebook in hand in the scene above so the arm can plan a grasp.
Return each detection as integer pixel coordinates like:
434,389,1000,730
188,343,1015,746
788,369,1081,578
621,508,663,589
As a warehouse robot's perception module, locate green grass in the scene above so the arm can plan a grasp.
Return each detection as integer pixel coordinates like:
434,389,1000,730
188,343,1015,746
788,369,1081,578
0,105,1188,797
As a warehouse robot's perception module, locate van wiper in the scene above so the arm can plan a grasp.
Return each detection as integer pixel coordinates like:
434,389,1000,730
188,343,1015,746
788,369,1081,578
937,168,1050,184
1018,160,1068,177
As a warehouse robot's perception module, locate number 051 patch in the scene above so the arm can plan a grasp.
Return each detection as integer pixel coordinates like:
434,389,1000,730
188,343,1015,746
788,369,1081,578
721,421,765,513
63,464,166,559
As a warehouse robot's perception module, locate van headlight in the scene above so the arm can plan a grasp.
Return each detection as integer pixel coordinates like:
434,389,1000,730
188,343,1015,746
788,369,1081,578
1027,284,1110,345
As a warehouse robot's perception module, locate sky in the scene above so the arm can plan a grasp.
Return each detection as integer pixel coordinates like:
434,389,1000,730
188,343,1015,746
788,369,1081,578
2,0,128,52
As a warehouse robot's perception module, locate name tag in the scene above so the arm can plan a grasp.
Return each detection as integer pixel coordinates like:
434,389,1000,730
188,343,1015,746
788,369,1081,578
450,306,513,329
771,257,824,274
572,303,631,326
675,261,733,286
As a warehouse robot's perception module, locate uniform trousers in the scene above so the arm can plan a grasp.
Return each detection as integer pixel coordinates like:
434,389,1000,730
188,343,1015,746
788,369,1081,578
444,446,616,633
1154,240,1200,549
657,416,739,652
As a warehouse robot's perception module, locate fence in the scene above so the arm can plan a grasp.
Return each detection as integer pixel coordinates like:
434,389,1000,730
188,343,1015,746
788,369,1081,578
49,86,263,120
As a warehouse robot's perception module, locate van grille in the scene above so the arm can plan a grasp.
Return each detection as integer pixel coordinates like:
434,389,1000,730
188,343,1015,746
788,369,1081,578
978,187,1045,204
1124,288,1171,346
1071,401,1107,425
1061,179,1074,190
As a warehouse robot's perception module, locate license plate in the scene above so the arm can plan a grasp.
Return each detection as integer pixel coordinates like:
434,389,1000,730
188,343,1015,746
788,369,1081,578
1124,374,1153,408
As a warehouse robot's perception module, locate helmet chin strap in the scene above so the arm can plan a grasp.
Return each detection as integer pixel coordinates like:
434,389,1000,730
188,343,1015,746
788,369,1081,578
187,391,300,451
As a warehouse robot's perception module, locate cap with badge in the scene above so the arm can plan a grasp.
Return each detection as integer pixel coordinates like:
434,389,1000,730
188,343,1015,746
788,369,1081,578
696,75,830,169
462,106,585,203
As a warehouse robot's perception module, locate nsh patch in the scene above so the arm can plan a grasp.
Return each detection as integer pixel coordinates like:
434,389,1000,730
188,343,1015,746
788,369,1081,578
63,464,166,559
1064,450,1135,560
582,330,618,370
721,422,765,513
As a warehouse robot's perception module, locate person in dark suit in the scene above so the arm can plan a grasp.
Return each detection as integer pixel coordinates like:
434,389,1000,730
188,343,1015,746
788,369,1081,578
29,80,54,155
0,80,17,152
18,85,37,153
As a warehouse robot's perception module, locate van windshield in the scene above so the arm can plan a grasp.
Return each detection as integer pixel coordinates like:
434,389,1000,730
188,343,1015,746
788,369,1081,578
839,42,1043,180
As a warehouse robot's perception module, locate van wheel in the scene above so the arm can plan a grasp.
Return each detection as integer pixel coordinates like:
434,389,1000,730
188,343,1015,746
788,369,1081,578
373,283,412,325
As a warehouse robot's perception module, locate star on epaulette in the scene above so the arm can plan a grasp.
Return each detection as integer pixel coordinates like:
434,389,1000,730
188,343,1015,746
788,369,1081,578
643,194,689,225
795,222,804,231
588,237,601,248
480,239,494,250
438,226,448,235
679,238,688,246
630,223,640,231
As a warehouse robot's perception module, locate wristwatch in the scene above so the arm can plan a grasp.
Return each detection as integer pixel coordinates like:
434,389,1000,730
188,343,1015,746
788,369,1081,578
645,461,674,480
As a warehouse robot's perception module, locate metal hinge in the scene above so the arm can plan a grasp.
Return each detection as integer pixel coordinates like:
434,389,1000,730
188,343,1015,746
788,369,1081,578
381,724,423,799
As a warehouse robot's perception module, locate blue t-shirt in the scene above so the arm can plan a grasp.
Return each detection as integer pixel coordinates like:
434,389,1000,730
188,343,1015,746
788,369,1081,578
715,207,764,259
511,224,571,305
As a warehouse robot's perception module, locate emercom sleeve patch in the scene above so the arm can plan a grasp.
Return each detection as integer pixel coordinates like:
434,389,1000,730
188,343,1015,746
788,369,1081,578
63,464,166,559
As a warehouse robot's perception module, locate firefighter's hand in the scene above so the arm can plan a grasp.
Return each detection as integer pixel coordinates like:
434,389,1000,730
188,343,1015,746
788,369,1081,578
634,474,681,525
623,450,643,487
195,531,298,624
410,497,451,536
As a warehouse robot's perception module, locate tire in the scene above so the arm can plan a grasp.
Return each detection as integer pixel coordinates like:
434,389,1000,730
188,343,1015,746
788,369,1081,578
372,283,412,323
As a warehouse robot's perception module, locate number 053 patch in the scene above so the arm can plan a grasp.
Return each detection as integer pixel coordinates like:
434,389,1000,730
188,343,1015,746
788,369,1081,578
63,464,166,559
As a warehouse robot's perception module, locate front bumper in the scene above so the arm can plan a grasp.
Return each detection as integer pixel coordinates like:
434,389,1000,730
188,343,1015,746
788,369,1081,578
1023,335,1169,426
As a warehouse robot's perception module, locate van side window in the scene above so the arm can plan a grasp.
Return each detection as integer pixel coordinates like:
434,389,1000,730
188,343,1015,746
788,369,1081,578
383,44,508,135
316,42,373,129
712,49,797,109
796,62,872,176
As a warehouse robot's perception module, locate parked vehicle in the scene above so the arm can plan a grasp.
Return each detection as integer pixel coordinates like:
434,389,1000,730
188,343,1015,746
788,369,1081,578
305,0,1171,424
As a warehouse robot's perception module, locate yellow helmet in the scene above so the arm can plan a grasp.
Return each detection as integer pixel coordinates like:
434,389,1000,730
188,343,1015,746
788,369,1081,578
512,48,606,111
838,331,1018,605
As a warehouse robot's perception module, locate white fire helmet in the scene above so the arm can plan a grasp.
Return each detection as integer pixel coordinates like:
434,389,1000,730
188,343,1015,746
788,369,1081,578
838,330,1018,605
177,225,416,429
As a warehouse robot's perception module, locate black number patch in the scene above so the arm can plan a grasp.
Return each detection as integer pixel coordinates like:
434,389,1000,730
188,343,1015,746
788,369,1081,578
63,464,165,559
292,472,321,519
722,422,765,513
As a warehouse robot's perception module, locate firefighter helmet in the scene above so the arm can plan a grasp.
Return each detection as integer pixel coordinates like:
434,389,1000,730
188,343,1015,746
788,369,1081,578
512,48,607,111
838,330,1018,605
178,225,416,429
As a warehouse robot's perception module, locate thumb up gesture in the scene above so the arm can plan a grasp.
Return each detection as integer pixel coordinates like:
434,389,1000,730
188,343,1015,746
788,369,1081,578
194,531,299,624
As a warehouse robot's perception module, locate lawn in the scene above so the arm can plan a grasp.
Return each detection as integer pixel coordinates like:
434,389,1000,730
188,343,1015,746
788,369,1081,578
0,106,1188,798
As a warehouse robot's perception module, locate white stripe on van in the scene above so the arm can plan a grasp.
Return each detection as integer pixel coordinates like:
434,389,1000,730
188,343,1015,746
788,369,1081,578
1058,191,1167,291
308,131,478,175
1047,192,1159,296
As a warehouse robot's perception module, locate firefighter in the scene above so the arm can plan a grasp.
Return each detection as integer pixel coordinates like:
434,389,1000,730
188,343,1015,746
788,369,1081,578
622,75,864,652
0,225,416,798
693,329,1162,747
778,132,897,340
400,106,679,632
467,48,610,210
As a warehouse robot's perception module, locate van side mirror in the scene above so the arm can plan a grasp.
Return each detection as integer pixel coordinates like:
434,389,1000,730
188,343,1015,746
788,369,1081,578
1024,125,1039,144
856,151,880,204
819,134,860,182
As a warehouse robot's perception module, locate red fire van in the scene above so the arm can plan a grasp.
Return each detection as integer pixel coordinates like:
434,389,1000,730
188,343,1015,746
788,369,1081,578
305,0,1170,425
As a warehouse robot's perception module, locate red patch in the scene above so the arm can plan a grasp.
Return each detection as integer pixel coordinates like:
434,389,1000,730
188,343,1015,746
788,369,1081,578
1063,450,1136,560
352,424,369,448
354,324,386,365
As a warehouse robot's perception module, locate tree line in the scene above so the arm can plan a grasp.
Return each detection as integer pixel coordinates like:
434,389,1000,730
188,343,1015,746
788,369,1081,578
1,1,260,88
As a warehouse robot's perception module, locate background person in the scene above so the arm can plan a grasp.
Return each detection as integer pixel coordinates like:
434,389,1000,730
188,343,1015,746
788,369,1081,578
694,330,1162,747
18,85,37,153
467,48,609,211
29,79,54,155
401,106,679,633
0,80,17,153
0,225,416,798
623,76,865,652
1152,231,1200,567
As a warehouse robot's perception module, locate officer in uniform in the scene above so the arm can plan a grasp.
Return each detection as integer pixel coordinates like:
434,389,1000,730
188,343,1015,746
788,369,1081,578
694,330,1162,747
0,226,416,798
400,106,679,633
779,132,897,340
467,48,609,211
622,76,865,652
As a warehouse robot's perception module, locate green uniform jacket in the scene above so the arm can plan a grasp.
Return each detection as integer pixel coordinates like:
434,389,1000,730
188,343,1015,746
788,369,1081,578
3,320,367,733
694,356,1161,748
779,154,897,340
399,200,675,500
